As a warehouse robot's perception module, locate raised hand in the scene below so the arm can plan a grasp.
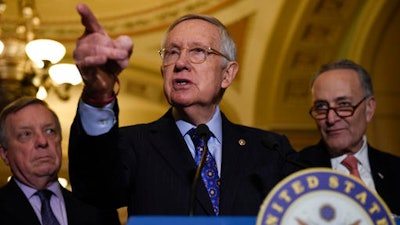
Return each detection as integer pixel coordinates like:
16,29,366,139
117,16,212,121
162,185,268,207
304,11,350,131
74,3,133,105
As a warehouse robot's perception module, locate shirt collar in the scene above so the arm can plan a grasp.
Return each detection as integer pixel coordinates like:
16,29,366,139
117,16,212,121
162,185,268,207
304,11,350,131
331,135,370,171
176,106,222,143
14,177,63,200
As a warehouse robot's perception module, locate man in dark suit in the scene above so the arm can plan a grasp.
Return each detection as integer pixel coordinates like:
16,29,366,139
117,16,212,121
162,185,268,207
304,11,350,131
68,3,299,217
0,97,120,225
299,59,400,215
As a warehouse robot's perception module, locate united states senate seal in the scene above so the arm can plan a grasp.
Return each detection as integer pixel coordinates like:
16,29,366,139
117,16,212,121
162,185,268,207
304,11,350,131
256,168,395,225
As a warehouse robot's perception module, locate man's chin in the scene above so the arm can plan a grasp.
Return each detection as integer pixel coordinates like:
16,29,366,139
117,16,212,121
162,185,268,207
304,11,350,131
325,139,350,156
35,166,60,177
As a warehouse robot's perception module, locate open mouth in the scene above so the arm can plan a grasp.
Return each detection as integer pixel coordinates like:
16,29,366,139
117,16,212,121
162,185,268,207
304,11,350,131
176,79,188,85
174,78,191,86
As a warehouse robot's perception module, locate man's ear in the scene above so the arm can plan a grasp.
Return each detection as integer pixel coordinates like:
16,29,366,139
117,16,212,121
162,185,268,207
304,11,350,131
221,61,239,89
0,145,9,166
366,96,376,122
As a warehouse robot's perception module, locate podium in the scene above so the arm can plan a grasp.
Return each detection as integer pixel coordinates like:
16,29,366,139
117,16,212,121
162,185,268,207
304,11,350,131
126,216,255,225
127,215,400,225
127,169,400,225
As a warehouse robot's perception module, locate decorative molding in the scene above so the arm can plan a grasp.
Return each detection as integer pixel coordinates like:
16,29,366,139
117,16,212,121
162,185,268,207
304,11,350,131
39,0,234,40
283,0,363,101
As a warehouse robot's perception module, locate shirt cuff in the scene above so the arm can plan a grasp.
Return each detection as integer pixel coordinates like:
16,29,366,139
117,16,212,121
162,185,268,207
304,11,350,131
78,99,116,136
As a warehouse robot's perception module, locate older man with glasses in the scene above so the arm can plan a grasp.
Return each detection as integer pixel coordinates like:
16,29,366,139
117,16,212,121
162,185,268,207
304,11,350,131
68,3,300,218
299,59,400,215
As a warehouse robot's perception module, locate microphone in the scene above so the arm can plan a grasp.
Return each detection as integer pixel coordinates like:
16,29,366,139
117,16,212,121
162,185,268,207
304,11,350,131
196,124,210,140
189,124,211,216
262,134,309,169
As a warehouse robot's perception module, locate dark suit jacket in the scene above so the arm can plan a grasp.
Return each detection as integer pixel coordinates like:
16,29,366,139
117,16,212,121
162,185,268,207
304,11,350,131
299,141,400,215
0,178,120,225
69,106,299,216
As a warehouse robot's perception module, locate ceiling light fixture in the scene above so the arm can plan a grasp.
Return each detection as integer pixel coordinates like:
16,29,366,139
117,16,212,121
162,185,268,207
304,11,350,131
0,0,82,110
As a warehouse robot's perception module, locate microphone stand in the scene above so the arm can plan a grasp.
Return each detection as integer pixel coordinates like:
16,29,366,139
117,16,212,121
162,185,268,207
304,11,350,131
189,124,210,216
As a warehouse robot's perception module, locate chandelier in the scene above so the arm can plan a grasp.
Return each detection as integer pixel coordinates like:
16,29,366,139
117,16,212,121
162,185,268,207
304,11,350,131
0,0,82,110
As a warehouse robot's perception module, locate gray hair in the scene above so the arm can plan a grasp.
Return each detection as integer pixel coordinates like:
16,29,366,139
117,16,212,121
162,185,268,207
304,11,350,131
160,14,237,62
311,59,374,97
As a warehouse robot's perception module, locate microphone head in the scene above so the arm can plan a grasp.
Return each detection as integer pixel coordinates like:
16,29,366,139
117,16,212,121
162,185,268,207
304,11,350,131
196,124,210,138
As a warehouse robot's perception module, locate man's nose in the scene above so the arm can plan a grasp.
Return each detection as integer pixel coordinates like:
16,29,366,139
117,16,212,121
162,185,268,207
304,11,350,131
326,108,341,124
35,132,49,148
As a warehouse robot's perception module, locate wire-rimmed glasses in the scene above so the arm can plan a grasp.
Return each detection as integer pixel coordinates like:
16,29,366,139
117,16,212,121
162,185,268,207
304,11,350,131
158,46,230,66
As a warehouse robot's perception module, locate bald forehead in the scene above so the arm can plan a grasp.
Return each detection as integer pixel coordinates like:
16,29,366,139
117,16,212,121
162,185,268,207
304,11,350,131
312,69,363,100
314,69,361,87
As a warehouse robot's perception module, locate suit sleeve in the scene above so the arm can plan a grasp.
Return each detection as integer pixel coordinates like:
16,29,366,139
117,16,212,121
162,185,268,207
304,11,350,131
68,100,126,209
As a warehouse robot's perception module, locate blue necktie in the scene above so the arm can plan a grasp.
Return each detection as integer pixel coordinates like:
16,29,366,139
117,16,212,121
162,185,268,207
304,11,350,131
189,128,220,215
36,190,61,225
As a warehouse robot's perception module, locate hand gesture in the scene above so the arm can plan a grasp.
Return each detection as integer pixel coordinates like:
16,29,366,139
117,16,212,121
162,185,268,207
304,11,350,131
74,3,133,104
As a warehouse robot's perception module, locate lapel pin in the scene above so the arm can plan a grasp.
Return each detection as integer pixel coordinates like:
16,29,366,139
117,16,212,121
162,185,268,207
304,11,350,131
238,139,246,146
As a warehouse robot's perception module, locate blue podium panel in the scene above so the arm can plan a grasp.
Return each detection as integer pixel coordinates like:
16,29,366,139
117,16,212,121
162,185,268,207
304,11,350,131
126,216,255,225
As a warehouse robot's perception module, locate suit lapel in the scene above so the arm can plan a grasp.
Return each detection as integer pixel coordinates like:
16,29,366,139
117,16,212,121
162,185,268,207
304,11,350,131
368,147,385,193
62,187,76,224
0,178,41,225
148,110,214,214
149,112,196,181
218,116,247,214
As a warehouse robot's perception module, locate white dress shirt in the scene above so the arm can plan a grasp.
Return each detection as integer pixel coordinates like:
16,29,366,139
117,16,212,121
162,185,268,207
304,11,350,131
330,135,376,192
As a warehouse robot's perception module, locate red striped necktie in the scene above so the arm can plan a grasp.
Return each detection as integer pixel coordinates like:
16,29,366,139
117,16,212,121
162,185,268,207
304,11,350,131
341,154,362,180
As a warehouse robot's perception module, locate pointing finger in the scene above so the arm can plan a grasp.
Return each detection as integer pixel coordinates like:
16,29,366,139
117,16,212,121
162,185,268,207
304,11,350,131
76,3,107,36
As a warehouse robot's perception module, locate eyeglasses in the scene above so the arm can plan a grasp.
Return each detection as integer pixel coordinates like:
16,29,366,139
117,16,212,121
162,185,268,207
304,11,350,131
309,96,368,120
158,46,230,66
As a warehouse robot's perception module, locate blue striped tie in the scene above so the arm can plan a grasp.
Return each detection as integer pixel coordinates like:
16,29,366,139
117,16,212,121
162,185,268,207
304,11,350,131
189,128,220,215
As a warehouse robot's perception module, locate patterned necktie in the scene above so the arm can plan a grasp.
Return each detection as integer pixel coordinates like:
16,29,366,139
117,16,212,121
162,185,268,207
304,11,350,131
341,154,362,180
188,128,220,215
36,190,61,225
